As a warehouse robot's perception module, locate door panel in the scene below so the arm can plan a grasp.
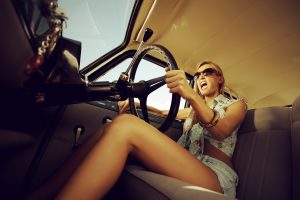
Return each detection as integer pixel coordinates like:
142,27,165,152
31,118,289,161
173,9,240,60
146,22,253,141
0,104,62,200
28,102,118,192
28,101,183,193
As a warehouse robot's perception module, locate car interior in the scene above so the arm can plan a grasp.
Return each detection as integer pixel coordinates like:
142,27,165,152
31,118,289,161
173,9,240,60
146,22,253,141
0,0,299,199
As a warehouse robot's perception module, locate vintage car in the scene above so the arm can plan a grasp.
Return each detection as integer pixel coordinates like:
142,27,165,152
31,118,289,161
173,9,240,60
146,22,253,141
0,0,299,199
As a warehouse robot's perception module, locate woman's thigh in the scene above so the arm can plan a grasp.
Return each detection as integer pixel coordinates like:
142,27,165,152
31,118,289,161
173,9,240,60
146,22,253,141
110,114,222,193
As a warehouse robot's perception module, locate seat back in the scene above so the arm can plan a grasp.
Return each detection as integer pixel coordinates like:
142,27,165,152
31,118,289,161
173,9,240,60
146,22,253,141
291,96,300,200
233,105,292,200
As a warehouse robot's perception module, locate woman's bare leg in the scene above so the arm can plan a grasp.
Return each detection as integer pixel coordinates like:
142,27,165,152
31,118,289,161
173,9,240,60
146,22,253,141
26,127,105,200
56,114,221,200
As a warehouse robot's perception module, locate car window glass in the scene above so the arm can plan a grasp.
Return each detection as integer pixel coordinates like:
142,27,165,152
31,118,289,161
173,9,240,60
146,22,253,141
59,0,136,69
96,58,186,111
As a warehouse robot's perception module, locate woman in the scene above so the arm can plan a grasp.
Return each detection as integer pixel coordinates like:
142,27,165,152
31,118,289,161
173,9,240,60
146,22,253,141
29,61,247,199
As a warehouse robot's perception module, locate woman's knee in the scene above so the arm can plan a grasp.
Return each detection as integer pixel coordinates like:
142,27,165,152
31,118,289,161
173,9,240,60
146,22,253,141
104,114,140,136
114,113,139,123
101,114,143,150
113,114,140,128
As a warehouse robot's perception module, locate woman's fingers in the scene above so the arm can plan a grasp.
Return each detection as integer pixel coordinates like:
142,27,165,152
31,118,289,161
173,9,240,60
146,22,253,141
165,69,184,78
165,70,186,84
165,69,195,99
165,70,186,83
166,80,180,88
165,70,188,96
165,75,180,84
118,100,129,113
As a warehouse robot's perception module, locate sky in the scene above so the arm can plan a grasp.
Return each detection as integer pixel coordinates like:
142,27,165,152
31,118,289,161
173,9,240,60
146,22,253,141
58,0,185,110
59,0,135,68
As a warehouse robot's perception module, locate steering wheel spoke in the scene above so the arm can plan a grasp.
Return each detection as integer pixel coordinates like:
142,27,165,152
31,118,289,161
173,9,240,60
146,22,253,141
146,76,166,94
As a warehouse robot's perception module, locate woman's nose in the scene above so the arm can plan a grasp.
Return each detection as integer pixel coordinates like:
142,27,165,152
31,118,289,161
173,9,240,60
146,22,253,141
199,73,206,79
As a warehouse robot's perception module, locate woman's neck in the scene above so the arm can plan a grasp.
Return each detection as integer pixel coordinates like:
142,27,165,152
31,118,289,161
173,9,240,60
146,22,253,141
204,93,220,107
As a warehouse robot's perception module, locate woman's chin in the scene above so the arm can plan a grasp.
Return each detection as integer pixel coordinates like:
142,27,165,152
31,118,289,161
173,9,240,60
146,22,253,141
200,90,218,97
200,91,207,96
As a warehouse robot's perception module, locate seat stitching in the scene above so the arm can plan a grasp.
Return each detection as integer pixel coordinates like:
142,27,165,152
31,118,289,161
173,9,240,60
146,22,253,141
241,133,257,200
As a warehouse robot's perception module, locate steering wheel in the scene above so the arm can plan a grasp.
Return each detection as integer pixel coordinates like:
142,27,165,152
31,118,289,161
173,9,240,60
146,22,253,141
128,45,181,132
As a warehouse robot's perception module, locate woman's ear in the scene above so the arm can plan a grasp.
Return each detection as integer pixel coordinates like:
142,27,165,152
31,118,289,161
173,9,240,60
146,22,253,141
218,77,224,84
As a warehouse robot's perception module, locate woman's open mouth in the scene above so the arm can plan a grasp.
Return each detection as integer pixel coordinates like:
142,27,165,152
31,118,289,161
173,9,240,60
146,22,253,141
200,81,208,90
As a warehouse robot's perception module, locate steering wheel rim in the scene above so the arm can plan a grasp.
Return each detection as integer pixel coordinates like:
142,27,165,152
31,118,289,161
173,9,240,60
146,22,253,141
128,44,181,132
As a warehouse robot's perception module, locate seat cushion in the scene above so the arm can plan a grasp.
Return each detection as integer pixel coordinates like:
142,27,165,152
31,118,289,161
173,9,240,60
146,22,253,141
292,96,300,200
105,165,234,200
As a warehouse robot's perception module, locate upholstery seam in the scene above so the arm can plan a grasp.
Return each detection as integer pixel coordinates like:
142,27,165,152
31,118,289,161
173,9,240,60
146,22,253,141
239,129,290,134
257,131,271,200
241,133,257,200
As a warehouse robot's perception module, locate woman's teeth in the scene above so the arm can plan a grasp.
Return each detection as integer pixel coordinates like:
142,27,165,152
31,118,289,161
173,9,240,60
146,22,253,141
200,82,207,90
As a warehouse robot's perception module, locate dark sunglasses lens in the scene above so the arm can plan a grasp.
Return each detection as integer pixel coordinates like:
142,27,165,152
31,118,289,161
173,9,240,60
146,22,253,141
203,68,215,75
194,68,218,79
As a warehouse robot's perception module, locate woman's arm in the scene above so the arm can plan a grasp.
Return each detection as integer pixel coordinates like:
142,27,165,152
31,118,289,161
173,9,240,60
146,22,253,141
161,107,191,120
188,94,247,140
118,100,191,120
165,69,247,140
118,100,162,115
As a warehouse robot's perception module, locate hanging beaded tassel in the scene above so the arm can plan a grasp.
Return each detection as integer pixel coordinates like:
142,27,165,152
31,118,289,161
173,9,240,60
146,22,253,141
25,0,67,75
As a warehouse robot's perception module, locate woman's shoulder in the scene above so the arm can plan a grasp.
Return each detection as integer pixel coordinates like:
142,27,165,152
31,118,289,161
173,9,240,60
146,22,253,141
215,94,248,111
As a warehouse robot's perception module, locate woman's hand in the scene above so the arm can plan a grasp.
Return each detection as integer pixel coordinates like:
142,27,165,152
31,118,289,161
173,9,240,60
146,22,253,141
165,69,195,100
118,100,130,114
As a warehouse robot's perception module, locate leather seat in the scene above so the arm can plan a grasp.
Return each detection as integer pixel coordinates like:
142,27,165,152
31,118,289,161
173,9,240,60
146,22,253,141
233,103,292,199
105,95,300,200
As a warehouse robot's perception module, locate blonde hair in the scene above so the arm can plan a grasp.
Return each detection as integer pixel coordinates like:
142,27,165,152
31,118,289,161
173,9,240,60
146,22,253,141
183,61,225,133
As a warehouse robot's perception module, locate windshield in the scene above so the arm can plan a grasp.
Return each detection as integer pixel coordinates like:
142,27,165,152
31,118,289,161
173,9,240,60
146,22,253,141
59,0,136,69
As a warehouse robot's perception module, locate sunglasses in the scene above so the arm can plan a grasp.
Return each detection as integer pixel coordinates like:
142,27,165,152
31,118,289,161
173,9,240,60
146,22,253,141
194,68,219,80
